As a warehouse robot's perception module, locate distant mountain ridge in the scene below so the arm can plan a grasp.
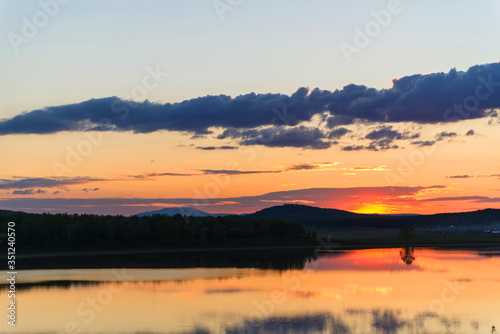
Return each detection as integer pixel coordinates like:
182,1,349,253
133,204,500,226
135,206,232,217
246,204,500,228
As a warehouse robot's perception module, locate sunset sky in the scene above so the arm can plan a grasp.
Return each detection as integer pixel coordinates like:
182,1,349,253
1,0,500,215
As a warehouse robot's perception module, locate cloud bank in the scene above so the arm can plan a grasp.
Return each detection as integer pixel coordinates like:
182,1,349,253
1,62,499,140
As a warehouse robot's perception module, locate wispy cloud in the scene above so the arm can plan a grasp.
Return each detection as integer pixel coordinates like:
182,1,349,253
435,131,458,141
195,146,238,150
0,177,106,190
0,186,440,215
11,189,47,195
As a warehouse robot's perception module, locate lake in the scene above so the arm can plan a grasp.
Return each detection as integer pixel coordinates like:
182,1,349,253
1,247,499,333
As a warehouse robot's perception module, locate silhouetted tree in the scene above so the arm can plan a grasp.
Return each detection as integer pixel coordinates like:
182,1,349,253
399,223,415,243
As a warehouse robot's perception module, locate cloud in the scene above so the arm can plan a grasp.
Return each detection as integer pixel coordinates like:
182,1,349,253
131,163,341,179
328,127,351,139
349,166,390,171
421,196,500,203
331,126,415,151
410,140,435,147
195,146,238,150
447,175,473,179
435,131,457,141
12,189,46,195
0,186,439,215
465,129,475,136
342,145,365,151
341,141,399,152
2,62,500,136
219,126,333,150
478,174,500,178
82,188,100,192
365,126,419,141
200,169,278,175
286,164,321,171
284,162,339,171
0,177,106,190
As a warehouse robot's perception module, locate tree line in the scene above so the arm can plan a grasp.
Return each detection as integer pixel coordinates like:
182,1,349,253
0,212,317,253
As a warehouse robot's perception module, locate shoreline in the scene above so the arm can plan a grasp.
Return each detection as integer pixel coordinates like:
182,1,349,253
16,242,500,260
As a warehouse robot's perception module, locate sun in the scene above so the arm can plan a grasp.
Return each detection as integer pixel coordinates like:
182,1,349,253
353,203,392,215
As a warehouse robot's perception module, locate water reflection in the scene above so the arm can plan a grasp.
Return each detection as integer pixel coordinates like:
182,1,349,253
179,310,480,334
399,247,415,265
1,248,499,334
15,248,317,271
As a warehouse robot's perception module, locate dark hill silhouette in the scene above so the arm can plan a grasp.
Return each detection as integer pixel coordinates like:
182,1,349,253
247,204,500,229
249,204,362,222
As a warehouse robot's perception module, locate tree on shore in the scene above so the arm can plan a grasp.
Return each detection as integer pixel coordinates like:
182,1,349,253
399,223,415,243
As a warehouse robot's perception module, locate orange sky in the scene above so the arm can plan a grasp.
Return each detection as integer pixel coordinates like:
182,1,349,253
0,115,499,215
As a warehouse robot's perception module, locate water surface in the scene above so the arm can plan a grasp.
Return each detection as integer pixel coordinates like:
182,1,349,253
1,248,499,333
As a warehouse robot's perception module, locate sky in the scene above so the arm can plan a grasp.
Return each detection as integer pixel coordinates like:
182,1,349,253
1,0,500,215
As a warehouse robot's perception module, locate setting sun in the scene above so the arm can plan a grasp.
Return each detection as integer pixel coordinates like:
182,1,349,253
353,203,393,215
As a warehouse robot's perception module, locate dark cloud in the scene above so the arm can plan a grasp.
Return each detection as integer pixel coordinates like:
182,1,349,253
1,62,500,136
465,129,475,136
370,140,399,151
0,177,105,190
12,189,46,195
365,125,419,141
478,174,500,178
286,164,319,171
341,140,399,152
195,146,238,150
0,88,317,135
422,196,500,202
447,175,473,179
342,145,365,151
435,131,457,141
200,169,278,175
410,140,435,147
326,115,354,128
362,125,417,150
220,126,333,150
284,162,336,171
82,188,100,192
328,127,351,139
147,172,195,177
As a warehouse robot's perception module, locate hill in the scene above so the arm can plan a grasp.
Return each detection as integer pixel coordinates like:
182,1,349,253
409,208,500,228
246,204,500,229
247,204,408,228
248,204,362,222
135,206,231,217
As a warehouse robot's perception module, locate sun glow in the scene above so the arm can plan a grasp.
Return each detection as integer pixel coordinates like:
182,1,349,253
353,203,392,215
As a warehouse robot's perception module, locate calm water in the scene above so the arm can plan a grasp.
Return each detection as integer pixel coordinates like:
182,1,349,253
1,248,499,333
